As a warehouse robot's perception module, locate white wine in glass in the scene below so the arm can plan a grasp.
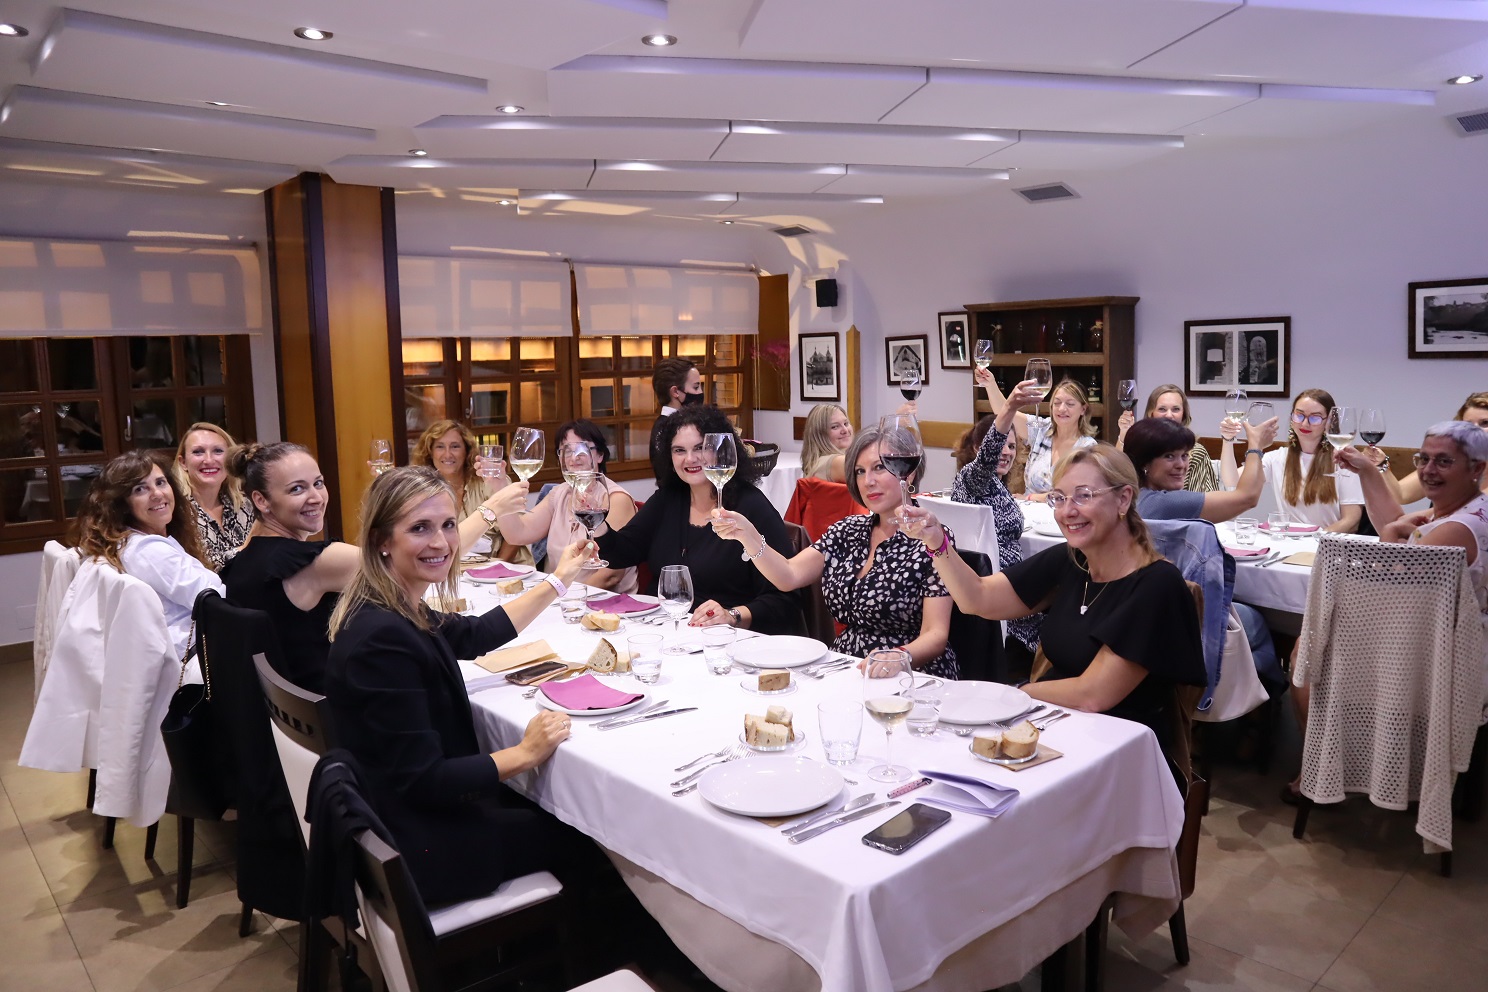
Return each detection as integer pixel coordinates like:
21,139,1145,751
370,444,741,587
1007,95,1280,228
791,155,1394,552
369,439,393,476
558,440,596,489
862,648,913,783
973,339,994,372
1325,405,1357,478
1224,387,1248,424
510,427,544,482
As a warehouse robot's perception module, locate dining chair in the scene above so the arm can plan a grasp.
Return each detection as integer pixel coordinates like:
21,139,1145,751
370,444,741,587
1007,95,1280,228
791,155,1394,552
782,521,833,644
1290,535,1485,877
34,539,83,702
783,476,864,543
948,548,1005,682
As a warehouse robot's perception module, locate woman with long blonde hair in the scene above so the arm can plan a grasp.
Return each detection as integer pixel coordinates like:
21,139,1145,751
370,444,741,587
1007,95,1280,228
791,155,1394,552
410,419,532,565
173,422,254,570
801,403,853,483
977,369,1098,499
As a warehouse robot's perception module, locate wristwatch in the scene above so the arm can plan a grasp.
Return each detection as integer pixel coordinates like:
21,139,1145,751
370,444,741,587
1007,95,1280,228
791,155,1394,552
477,504,498,524
727,608,743,627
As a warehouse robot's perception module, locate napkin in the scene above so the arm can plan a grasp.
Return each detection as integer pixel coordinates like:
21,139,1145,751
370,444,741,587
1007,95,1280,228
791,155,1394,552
473,640,558,674
1282,551,1316,567
465,561,528,580
586,594,654,614
540,674,643,710
1224,545,1271,558
918,769,1020,818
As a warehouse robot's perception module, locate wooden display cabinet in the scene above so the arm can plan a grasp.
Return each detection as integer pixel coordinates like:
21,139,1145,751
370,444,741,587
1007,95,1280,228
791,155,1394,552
964,295,1137,443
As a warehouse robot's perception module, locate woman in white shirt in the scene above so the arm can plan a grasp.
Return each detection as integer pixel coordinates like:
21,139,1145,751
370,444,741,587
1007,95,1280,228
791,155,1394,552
977,368,1098,499
1223,387,1363,532
74,451,223,658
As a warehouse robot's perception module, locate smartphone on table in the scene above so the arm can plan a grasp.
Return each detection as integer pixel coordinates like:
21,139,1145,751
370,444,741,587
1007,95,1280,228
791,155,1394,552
862,802,952,855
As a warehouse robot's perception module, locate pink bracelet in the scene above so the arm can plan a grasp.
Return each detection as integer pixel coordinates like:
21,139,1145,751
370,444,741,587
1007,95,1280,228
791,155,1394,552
925,530,952,559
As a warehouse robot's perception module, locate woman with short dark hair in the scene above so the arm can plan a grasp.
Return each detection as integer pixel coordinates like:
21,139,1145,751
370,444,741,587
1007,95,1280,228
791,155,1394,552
1125,415,1276,524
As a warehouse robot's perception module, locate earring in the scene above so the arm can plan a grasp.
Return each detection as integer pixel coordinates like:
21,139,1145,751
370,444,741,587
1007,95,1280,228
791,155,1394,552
381,551,389,557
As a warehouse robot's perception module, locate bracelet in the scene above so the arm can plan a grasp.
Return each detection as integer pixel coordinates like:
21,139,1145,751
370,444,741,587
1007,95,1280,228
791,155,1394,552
1245,449,1264,459
925,530,953,559
543,573,567,598
747,536,768,561
1378,462,1391,474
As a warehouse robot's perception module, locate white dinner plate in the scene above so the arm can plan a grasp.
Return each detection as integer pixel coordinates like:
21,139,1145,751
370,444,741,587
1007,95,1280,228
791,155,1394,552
732,635,828,669
464,562,535,584
939,682,1033,725
698,756,843,817
739,676,798,696
1032,522,1064,538
583,593,661,617
535,691,647,718
738,729,809,754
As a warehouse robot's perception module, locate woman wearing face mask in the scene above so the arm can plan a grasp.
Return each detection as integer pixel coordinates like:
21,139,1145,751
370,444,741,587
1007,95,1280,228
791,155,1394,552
409,419,532,566
1221,388,1362,532
1116,385,1232,493
800,404,854,483
713,425,956,677
173,422,254,570
977,368,1098,499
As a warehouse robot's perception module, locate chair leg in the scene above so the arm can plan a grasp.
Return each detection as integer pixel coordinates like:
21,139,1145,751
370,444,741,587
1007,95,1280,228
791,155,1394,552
1292,796,1313,839
1440,851,1453,878
1454,729,1487,822
175,817,194,909
238,902,254,938
1169,903,1191,966
1040,935,1076,992
144,821,159,861
101,816,116,850
86,768,97,808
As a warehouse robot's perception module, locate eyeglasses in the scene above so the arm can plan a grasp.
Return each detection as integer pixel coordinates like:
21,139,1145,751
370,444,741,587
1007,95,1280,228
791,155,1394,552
1046,485,1122,510
1412,453,1459,470
1291,412,1325,426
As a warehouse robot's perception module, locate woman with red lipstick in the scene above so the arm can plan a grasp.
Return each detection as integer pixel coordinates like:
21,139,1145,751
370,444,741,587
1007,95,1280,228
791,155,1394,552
174,422,253,570
409,419,532,566
1228,388,1362,532
714,425,956,677
801,403,854,483
1125,415,1277,523
977,369,1097,500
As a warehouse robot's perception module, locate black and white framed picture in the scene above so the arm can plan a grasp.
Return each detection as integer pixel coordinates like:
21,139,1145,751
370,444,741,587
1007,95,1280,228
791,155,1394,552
1183,317,1290,397
798,332,840,401
885,334,929,386
1409,277,1488,359
938,311,970,369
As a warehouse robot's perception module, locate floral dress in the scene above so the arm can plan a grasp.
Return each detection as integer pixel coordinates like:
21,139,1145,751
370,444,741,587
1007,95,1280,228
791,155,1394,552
190,493,253,571
813,513,958,679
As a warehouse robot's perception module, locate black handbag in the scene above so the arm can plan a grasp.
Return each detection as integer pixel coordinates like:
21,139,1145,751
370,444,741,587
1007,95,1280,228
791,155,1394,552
161,622,232,820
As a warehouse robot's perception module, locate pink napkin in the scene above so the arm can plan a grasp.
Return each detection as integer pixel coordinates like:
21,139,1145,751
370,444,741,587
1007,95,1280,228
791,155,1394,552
540,674,643,710
587,594,653,614
1225,545,1271,558
466,562,527,580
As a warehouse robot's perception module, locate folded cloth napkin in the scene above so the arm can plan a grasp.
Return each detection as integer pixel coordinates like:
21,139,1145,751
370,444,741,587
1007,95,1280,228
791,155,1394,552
586,593,654,614
918,769,1019,818
466,561,528,580
1224,545,1270,558
1282,551,1316,567
541,674,643,711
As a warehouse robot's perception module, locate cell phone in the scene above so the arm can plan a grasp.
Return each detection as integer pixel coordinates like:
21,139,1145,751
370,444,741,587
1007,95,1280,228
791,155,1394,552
861,802,952,855
505,660,568,686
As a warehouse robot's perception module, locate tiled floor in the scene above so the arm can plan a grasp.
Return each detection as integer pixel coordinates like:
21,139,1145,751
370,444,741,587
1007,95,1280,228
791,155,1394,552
2,654,1483,991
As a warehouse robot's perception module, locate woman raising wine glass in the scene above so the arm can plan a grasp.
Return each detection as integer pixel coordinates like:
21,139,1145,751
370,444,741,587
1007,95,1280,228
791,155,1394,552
977,361,1098,500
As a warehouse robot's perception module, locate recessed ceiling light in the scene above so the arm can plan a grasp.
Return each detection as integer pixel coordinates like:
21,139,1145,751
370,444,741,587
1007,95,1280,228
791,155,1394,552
206,101,228,107
720,220,734,225
1447,74,1484,85
0,23,29,37
498,199,513,206
409,148,428,157
497,105,524,114
294,27,332,41
642,34,677,47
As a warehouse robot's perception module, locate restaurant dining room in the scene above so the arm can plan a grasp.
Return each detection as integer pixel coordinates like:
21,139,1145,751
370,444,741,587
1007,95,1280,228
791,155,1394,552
2,2,1488,991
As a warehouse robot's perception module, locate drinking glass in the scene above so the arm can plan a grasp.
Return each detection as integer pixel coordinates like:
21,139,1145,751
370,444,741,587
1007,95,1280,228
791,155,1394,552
478,443,504,480
1224,388,1248,426
1116,379,1138,413
558,440,596,490
369,439,393,476
1234,517,1259,546
510,427,545,483
658,564,694,655
877,414,923,521
1024,358,1053,415
1359,408,1387,449
628,633,663,684
862,647,913,783
898,368,923,404
818,700,863,766
1267,511,1289,536
1324,406,1357,478
1246,401,1274,425
701,626,735,675
702,431,737,511
906,684,943,738
570,483,609,569
973,338,994,372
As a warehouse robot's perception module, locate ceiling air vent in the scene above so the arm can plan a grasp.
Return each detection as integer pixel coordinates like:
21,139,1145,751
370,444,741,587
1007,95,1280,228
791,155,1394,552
771,224,814,237
1451,109,1488,136
1015,183,1079,203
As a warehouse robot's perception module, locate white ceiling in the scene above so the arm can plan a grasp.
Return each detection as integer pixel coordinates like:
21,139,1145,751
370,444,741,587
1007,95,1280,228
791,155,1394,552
0,0,1482,224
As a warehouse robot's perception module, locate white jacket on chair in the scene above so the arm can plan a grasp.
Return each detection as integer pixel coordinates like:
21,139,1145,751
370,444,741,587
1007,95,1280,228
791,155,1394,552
34,540,83,703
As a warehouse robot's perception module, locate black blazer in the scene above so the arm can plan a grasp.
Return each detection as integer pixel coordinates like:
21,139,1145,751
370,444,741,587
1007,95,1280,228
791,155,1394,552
324,601,518,905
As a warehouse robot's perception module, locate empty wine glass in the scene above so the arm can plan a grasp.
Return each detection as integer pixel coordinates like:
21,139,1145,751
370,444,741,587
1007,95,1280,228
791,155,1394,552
1224,387,1248,426
658,564,695,655
1324,406,1357,478
478,443,504,480
1359,408,1387,450
973,338,994,372
1024,358,1052,414
862,648,913,784
369,439,393,476
510,428,544,483
1117,379,1139,414
1246,401,1275,425
570,483,609,569
877,414,923,520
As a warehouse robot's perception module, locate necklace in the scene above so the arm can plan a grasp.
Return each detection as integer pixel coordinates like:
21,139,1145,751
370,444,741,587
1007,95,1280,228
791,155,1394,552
1079,579,1108,616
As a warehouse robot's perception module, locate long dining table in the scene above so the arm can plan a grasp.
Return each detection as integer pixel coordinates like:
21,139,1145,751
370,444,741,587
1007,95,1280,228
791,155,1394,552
448,569,1186,992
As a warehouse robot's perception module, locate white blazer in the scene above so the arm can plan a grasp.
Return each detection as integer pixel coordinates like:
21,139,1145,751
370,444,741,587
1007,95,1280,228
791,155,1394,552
34,541,83,702
21,558,201,827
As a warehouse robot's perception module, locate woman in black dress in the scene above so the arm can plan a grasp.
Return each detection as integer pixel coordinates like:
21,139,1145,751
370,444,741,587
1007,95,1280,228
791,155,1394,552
902,445,1205,758
713,425,955,676
594,405,802,634
325,466,590,905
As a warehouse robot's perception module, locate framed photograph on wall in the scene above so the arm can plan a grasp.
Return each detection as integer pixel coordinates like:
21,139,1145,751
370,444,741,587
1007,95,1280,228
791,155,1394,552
1183,317,1290,397
885,334,929,386
1409,277,1488,359
798,332,841,402
938,311,970,369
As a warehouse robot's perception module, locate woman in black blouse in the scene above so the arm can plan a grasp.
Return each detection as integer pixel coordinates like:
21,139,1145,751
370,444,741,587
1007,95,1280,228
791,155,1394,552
714,425,955,676
594,405,803,635
902,444,1205,756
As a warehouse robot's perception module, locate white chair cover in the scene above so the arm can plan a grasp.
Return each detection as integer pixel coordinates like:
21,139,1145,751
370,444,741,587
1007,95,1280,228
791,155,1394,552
34,540,83,702
1293,534,1486,852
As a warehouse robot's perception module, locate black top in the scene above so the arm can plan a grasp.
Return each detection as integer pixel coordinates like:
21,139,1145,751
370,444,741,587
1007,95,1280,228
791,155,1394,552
595,484,804,636
324,601,519,906
220,536,338,693
1003,544,1205,753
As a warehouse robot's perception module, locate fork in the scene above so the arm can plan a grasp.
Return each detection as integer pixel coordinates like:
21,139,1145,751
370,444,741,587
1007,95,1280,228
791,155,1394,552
674,744,733,773
670,745,745,791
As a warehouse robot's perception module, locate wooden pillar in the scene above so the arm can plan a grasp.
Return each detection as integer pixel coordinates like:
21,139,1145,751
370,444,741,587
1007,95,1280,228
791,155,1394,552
264,173,404,541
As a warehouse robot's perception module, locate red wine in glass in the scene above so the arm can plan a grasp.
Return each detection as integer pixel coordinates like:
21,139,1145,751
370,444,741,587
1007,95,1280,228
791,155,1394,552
1359,430,1385,446
573,508,607,532
882,453,923,480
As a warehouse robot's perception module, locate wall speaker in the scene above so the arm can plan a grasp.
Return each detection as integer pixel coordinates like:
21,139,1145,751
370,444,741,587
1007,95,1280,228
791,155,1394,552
815,278,839,308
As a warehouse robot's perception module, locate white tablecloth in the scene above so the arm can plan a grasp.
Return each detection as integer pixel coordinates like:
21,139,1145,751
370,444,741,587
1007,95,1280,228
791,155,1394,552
452,577,1184,992
915,495,1002,566
758,452,804,515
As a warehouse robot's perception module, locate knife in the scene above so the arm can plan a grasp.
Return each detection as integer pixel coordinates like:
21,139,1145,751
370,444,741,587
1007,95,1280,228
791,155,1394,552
781,794,876,836
595,699,668,728
595,706,698,731
787,800,901,844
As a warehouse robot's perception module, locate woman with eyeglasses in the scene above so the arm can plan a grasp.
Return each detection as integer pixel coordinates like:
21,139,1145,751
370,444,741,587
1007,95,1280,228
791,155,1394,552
1221,388,1362,532
976,369,1098,499
1371,392,1488,505
1123,414,1278,523
900,445,1206,759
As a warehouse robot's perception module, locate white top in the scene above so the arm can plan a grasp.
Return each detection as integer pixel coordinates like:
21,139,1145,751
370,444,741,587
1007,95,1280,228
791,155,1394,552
1023,416,1097,494
119,531,225,659
1415,494,1488,633
1261,448,1363,528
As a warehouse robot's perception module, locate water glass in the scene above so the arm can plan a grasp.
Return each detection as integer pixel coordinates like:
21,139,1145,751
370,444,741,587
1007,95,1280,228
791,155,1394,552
560,598,587,624
1234,517,1259,546
818,700,863,766
701,626,735,675
906,685,943,738
1267,511,1288,535
628,633,664,684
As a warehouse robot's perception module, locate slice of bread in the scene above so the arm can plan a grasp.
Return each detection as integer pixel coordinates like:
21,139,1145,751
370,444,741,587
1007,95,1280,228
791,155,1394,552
744,713,790,748
971,731,1003,760
496,578,524,595
757,669,790,692
581,611,621,632
1000,720,1040,760
586,637,618,673
764,704,795,742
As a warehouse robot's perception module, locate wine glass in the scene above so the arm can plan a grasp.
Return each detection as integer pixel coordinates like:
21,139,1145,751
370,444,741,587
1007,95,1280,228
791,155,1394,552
702,432,737,511
1324,406,1357,478
369,439,393,476
658,564,695,655
478,443,504,480
1359,408,1387,450
973,338,994,372
558,440,597,491
1024,358,1053,416
570,483,609,569
1117,379,1138,413
898,368,923,404
1246,401,1274,425
1224,387,1248,427
877,414,923,518
862,648,913,784
510,427,544,483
